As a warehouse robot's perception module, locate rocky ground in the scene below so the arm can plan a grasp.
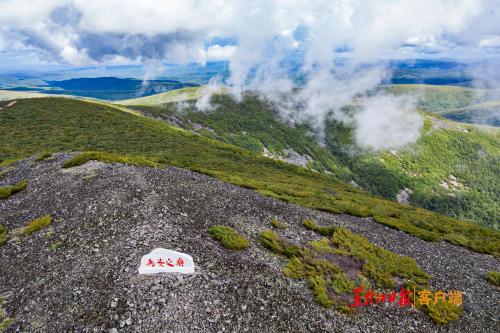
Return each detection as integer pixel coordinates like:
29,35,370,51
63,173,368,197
0,153,498,333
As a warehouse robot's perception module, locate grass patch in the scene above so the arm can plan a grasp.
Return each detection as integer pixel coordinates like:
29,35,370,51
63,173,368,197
0,225,7,246
48,241,64,251
258,224,450,323
208,225,249,250
486,271,500,286
0,179,28,199
20,215,52,235
260,224,430,313
331,228,430,288
421,300,463,325
62,151,159,169
0,171,5,180
35,151,52,161
303,219,336,237
1,97,499,256
270,218,288,229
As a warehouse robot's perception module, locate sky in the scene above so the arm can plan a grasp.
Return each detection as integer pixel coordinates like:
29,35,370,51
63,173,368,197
0,0,499,74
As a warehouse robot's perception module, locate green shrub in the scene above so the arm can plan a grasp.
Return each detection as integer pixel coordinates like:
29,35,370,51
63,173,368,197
48,241,64,251
0,225,7,246
331,227,430,288
260,224,436,319
0,180,28,199
260,230,301,257
63,151,159,169
422,301,463,325
329,273,356,294
309,275,334,308
35,151,52,161
303,219,336,236
486,271,500,286
0,318,14,331
270,218,288,229
208,225,249,250
20,215,52,235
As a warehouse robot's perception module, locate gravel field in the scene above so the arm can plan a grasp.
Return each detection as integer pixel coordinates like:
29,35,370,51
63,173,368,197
0,153,498,332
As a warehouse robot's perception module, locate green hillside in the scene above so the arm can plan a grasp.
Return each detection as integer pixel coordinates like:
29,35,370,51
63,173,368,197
123,90,500,229
117,86,204,106
384,84,500,126
1,97,499,256
0,90,48,101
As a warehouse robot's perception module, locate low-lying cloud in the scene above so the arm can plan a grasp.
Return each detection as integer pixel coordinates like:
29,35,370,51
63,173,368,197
1,0,499,150
354,95,423,150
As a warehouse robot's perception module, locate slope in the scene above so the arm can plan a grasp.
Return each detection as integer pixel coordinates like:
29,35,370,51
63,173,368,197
384,84,500,127
0,97,499,256
122,92,500,229
1,155,497,331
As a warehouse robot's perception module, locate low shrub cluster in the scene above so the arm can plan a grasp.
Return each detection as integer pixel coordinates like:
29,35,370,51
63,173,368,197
260,220,461,324
20,215,52,236
270,218,288,229
35,151,52,161
208,225,249,250
0,180,28,199
0,225,7,246
486,271,500,286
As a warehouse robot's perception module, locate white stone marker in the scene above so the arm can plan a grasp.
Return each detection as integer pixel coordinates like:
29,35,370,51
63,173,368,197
139,248,194,274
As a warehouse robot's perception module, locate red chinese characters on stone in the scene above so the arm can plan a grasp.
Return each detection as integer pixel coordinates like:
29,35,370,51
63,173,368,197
147,258,155,267
145,257,186,268
176,258,185,267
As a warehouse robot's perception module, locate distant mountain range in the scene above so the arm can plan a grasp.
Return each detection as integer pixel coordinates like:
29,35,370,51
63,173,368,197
0,77,199,100
0,59,497,101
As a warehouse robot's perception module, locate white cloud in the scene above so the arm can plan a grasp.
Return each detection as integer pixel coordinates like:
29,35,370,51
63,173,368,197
59,45,90,65
479,35,500,48
354,95,423,150
0,0,497,66
206,44,237,60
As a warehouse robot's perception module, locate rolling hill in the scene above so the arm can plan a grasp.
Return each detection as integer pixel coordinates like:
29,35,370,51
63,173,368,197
1,96,499,256
384,84,500,127
117,87,500,230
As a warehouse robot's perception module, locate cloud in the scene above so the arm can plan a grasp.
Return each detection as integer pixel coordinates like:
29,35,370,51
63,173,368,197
0,0,499,150
206,44,237,60
75,31,206,64
0,0,497,66
479,36,500,49
353,95,423,150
